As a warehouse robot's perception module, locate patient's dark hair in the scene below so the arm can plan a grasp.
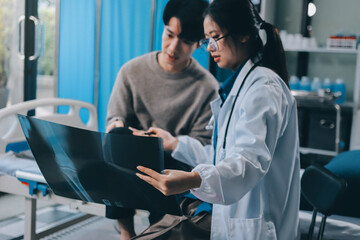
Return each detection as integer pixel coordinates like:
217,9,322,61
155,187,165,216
163,0,209,43
204,0,289,85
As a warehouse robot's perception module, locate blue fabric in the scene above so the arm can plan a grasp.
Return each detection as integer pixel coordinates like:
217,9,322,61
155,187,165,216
153,0,168,51
98,0,152,131
325,150,360,217
58,0,96,122
5,141,29,153
218,63,245,103
184,193,212,215
213,123,218,164
192,48,209,70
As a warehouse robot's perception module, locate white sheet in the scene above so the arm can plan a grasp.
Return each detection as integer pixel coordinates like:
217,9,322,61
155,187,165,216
0,150,41,177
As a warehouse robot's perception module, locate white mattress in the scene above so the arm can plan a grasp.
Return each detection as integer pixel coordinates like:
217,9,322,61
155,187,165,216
0,150,41,177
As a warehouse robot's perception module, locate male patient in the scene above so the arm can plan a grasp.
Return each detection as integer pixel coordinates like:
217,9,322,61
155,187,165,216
105,0,218,239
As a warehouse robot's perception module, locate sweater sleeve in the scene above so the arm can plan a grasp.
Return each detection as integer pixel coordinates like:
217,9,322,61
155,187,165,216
106,67,136,128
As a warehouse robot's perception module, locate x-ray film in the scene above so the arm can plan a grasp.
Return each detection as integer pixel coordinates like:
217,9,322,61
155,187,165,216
18,115,181,216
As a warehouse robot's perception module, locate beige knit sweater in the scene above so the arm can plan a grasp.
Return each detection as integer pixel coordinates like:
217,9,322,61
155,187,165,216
106,51,219,145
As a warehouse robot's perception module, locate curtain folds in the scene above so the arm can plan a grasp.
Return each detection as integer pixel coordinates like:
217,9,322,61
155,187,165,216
58,0,96,111
98,0,152,131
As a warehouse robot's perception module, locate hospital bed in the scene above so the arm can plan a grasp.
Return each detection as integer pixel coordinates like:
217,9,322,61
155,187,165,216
1,98,359,240
0,98,106,240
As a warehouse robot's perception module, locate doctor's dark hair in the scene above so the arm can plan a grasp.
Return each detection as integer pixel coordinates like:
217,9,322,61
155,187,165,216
204,0,289,85
163,0,209,43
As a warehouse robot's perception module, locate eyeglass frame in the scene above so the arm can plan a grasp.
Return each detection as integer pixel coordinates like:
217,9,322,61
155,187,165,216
199,33,231,51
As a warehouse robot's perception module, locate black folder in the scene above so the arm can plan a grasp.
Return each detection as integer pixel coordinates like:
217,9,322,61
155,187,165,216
18,115,182,216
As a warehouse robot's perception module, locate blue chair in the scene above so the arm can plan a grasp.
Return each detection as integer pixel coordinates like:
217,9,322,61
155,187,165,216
301,164,347,240
325,150,360,218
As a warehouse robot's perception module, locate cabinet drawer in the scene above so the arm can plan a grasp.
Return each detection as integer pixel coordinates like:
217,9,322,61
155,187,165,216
307,112,337,150
298,105,352,152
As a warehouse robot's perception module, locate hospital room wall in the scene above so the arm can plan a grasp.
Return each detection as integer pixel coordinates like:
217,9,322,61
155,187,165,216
58,0,209,131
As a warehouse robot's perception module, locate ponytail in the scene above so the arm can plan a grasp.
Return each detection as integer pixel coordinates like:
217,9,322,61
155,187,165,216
249,0,289,86
259,22,289,86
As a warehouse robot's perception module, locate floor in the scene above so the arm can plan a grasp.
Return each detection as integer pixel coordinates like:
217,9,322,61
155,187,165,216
0,193,150,240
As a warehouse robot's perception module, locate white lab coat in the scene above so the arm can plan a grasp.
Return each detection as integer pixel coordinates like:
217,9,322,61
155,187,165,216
172,60,300,240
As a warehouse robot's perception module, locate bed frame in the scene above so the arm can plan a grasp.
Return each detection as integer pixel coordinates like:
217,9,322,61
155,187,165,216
0,98,106,240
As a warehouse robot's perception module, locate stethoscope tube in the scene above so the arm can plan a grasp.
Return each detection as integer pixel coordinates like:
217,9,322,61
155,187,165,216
222,63,259,149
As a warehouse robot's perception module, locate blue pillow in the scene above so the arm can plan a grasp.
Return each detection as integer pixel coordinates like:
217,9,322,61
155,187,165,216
5,141,30,153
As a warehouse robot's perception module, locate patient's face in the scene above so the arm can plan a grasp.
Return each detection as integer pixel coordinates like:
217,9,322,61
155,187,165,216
159,17,197,73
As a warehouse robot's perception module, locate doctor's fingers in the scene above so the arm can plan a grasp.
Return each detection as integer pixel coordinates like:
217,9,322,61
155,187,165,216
136,167,170,195
136,172,164,193
137,166,163,179
137,173,176,196
136,166,176,195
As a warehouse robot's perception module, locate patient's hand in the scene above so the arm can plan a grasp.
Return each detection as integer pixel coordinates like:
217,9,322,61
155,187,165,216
105,120,124,133
132,127,179,151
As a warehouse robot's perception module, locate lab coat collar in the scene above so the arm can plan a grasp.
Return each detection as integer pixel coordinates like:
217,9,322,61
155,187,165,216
227,59,255,98
210,97,221,123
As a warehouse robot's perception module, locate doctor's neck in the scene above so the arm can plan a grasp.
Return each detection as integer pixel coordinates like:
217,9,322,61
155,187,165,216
230,41,255,71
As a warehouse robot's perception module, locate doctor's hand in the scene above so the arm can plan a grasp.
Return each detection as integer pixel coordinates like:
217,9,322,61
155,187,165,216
132,127,179,151
136,166,202,196
105,120,124,133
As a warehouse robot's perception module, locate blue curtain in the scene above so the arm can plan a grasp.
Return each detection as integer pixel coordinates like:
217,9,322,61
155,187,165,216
58,0,96,115
59,0,210,131
98,0,152,131
153,0,168,51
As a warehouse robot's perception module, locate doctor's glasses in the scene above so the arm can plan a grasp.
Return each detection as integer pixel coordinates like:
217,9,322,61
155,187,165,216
199,33,230,51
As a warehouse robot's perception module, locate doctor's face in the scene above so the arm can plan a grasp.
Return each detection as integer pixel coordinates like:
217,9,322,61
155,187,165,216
203,16,243,71
159,17,198,73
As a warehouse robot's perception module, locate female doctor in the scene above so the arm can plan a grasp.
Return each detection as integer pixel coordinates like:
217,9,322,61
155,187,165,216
136,0,300,239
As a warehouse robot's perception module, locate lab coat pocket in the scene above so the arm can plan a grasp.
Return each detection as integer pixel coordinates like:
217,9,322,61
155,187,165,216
228,216,277,240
